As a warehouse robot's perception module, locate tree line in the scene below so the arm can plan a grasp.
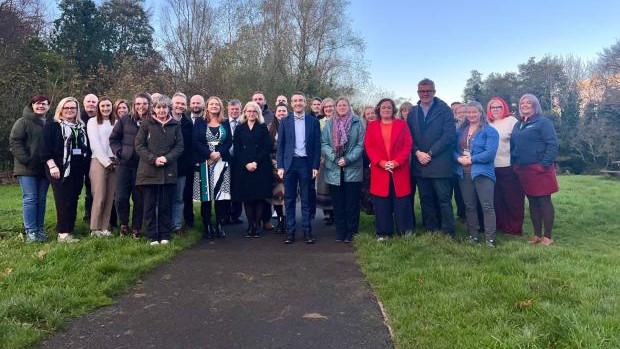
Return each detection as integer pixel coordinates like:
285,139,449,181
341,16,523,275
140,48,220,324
0,0,365,167
462,48,620,173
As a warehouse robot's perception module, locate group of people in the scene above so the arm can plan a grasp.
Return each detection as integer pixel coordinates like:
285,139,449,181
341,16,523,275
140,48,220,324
9,78,560,247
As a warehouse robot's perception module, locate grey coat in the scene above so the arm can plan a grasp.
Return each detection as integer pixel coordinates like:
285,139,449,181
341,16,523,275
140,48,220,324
135,116,184,186
320,115,365,185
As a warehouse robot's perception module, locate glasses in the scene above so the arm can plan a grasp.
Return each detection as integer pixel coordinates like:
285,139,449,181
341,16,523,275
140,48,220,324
417,90,435,94
34,102,49,106
62,106,77,110
490,106,503,110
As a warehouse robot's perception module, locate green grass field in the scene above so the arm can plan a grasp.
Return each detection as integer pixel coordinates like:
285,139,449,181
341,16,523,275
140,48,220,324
0,176,618,348
355,175,620,349
0,185,200,348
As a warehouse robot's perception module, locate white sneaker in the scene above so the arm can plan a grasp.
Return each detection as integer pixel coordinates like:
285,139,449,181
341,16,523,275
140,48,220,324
160,239,170,245
150,241,160,246
100,230,112,237
58,233,80,243
91,229,112,237
377,236,388,242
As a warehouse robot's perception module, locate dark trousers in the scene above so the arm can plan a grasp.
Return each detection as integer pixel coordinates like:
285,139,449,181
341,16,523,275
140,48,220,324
494,167,525,235
230,201,243,220
417,177,455,235
329,172,361,241
183,170,195,226
83,163,93,220
373,175,414,236
48,162,85,234
115,165,143,230
200,200,230,226
459,173,496,242
143,184,175,241
284,157,312,236
452,175,466,219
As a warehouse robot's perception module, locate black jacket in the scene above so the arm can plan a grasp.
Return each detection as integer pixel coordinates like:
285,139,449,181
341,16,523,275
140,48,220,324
176,114,195,175
135,116,184,185
407,97,456,178
192,118,233,163
109,113,142,167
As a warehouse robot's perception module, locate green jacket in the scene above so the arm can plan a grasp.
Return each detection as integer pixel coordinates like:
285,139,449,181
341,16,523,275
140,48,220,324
9,106,48,177
320,115,365,185
135,116,184,186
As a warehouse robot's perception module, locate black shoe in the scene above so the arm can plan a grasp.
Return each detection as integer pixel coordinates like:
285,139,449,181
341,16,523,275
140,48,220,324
216,223,226,238
204,223,214,239
244,226,254,238
486,239,496,248
253,227,263,238
284,234,295,244
304,232,315,244
468,236,480,244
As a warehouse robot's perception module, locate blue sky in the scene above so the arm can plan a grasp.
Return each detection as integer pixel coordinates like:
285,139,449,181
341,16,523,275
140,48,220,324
49,0,620,103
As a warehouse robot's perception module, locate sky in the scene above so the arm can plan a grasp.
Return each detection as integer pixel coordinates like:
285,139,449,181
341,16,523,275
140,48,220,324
47,0,620,103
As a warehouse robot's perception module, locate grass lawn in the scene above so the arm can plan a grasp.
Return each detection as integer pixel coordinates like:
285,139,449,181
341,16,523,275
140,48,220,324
355,175,620,349
0,185,200,349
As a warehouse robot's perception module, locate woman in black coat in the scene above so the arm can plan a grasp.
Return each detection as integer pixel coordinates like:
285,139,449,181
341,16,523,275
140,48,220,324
232,101,273,237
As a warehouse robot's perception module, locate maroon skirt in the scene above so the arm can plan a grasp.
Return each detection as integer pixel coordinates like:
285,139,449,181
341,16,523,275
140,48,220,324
513,164,559,196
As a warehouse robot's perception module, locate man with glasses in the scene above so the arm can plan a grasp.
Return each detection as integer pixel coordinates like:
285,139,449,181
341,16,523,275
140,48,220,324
407,78,456,238
110,93,152,238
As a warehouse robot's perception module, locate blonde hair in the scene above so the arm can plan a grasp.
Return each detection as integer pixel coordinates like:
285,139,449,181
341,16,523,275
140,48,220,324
240,101,265,124
204,96,226,123
54,97,83,125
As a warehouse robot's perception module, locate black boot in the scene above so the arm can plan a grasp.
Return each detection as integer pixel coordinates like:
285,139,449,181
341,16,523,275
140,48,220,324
275,216,285,234
245,224,254,238
204,223,214,239
217,221,226,238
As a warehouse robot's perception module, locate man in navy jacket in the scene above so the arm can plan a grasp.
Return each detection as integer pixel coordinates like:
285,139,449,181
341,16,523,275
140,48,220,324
276,92,321,244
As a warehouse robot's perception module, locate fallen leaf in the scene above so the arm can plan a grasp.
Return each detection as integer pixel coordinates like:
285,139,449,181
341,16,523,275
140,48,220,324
37,250,47,260
302,312,328,320
161,274,172,280
134,293,147,298
514,299,534,309
0,267,13,280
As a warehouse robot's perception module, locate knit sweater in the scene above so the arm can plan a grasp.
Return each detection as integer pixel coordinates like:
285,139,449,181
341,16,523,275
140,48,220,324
87,118,115,167
489,116,518,168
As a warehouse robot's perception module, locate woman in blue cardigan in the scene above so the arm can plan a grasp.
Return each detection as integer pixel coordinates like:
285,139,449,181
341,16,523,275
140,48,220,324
455,101,499,247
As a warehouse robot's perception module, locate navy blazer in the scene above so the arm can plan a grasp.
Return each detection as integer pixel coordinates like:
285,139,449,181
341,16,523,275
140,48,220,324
276,113,321,172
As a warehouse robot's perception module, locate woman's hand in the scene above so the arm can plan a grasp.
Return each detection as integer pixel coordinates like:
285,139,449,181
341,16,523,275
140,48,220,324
210,151,221,161
49,166,60,179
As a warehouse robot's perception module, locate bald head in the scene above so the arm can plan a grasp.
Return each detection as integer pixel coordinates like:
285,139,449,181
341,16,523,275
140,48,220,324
190,95,205,116
83,94,98,117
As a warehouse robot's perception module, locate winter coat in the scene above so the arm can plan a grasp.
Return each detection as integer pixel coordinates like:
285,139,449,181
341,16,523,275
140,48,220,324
9,106,48,176
510,115,559,168
320,115,365,184
109,113,142,167
135,116,184,185
407,97,456,178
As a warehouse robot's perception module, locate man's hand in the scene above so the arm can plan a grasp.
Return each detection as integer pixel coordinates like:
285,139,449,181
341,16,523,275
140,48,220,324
416,151,432,165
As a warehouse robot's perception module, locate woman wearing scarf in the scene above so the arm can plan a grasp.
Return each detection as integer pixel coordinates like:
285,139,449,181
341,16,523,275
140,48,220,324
320,97,365,242
192,96,232,239
135,94,184,245
41,97,89,243
316,98,335,225
364,98,413,241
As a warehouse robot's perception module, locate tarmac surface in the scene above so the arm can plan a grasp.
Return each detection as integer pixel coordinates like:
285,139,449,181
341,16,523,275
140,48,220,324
40,212,393,349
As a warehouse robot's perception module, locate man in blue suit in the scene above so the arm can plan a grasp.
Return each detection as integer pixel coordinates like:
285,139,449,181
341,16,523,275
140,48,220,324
276,92,321,244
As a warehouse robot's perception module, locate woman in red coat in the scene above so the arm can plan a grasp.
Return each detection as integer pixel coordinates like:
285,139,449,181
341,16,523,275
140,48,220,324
364,98,413,240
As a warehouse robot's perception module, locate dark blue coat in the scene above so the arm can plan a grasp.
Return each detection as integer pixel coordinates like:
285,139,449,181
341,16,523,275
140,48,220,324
510,115,558,168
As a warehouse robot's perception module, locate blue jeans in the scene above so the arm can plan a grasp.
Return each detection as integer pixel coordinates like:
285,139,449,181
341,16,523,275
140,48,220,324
18,175,49,232
172,175,186,230
284,158,312,236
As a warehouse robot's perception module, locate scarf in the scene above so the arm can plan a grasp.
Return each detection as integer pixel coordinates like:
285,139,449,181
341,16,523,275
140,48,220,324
59,120,87,179
332,111,352,157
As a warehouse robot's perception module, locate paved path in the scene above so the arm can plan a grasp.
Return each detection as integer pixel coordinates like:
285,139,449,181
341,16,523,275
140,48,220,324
40,214,393,349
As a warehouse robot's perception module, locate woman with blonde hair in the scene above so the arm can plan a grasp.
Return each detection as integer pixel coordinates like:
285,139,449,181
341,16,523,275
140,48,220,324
232,101,273,237
316,98,335,225
41,97,89,242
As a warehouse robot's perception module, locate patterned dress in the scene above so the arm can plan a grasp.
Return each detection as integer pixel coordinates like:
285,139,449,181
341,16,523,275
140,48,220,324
193,125,231,201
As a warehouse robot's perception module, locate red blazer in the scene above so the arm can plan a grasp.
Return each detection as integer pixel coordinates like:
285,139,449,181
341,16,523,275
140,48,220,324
364,119,412,198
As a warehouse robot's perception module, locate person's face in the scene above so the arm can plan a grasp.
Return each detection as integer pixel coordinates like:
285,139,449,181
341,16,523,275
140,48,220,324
336,100,349,117
322,101,334,117
172,96,187,116
291,94,306,114
489,100,504,120
379,101,394,120
190,96,204,114
83,94,98,115
154,104,169,120
116,103,129,117
275,106,288,120
466,106,481,124
207,99,221,116
311,100,322,113
228,104,241,119
417,84,436,105
363,108,376,122
455,106,467,122
134,97,149,116
244,107,258,122
520,98,534,118
276,95,287,105
32,100,50,116
61,101,78,121
252,93,265,107
99,100,112,117
400,106,410,119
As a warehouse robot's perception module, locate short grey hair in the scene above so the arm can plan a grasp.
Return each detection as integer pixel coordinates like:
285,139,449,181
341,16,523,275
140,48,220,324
418,78,435,89
152,94,172,109
228,99,241,107
172,92,187,101
519,94,543,117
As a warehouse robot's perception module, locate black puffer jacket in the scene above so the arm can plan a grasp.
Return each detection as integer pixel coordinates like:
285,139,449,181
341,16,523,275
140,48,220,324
110,113,142,167
9,106,48,176
135,116,184,185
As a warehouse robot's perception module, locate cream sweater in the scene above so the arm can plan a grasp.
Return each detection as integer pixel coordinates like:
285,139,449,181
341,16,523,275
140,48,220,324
489,116,518,167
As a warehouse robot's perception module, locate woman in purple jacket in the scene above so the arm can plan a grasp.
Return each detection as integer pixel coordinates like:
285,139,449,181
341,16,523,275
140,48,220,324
511,94,559,246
